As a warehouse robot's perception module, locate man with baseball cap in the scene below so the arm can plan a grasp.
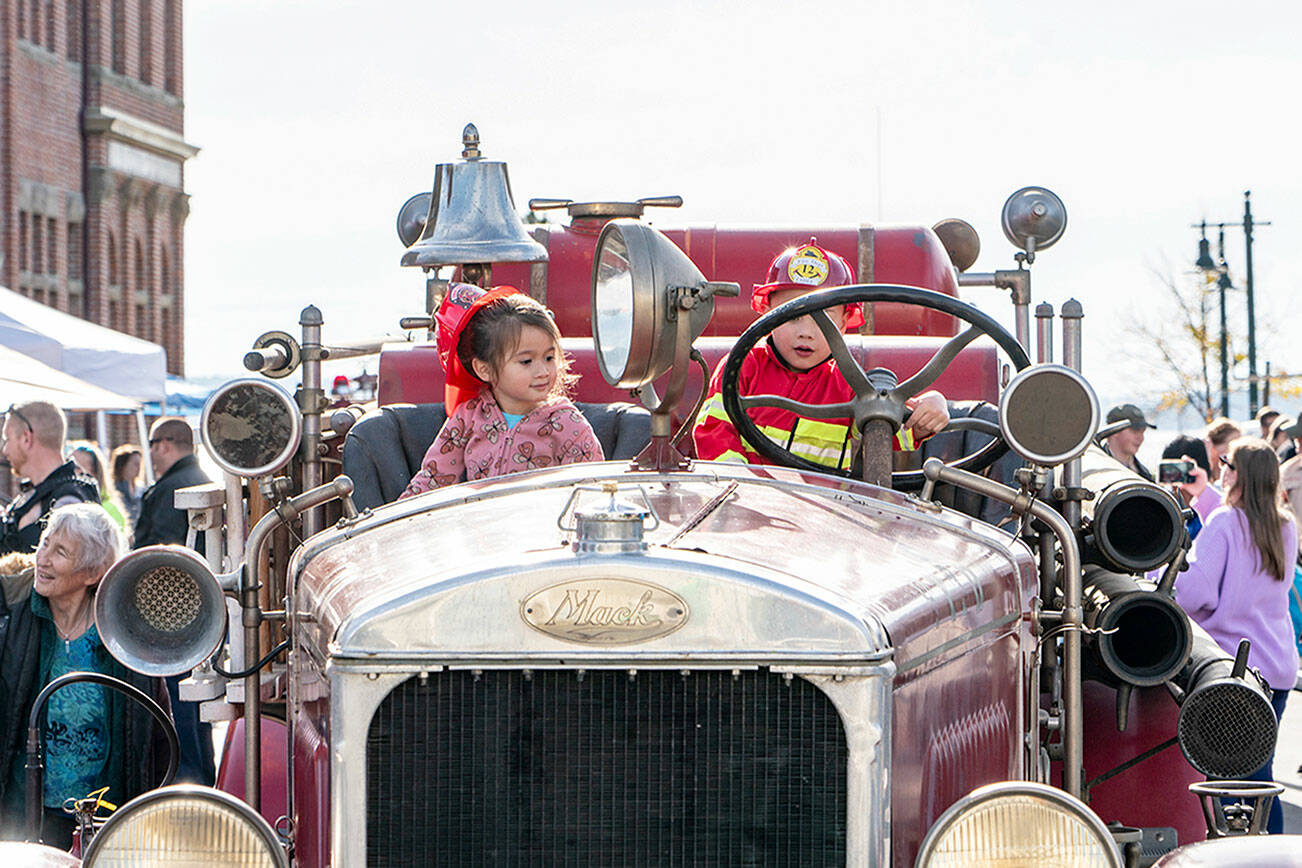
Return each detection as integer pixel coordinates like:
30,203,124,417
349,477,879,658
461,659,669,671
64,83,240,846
1103,403,1156,481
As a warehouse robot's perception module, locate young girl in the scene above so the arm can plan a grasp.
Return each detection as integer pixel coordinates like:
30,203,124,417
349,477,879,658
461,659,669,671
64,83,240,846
68,441,129,531
1175,438,1298,835
400,284,604,496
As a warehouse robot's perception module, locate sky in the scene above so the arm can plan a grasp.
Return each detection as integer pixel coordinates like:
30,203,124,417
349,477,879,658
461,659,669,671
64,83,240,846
181,0,1302,417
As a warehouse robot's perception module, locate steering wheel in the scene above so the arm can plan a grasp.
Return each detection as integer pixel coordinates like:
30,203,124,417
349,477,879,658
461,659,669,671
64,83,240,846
719,284,1031,489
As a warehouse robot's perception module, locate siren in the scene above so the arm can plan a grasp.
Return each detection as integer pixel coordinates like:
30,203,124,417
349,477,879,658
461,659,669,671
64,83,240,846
95,546,227,677
1077,449,1185,573
1080,567,1192,688
1175,629,1278,780
399,124,548,269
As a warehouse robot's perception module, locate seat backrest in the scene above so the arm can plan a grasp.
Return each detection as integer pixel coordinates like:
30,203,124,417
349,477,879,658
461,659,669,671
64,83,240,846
918,400,1023,525
342,402,652,510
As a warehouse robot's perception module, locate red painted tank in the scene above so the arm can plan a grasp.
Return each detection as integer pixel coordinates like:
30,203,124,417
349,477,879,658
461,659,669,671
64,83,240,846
381,218,993,407
486,220,964,339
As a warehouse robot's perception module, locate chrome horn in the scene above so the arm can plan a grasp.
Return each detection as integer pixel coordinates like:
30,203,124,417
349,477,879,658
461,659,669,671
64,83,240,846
95,546,227,677
399,123,548,269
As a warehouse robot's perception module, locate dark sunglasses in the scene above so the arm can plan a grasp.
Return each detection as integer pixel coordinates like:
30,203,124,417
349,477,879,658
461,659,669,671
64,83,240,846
5,405,31,434
1219,454,1235,472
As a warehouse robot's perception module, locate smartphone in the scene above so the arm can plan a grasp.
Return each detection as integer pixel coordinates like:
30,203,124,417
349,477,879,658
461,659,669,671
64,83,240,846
1158,459,1195,484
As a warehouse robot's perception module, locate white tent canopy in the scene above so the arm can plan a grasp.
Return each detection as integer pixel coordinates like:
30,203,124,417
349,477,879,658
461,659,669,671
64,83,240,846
0,345,142,411
0,287,167,402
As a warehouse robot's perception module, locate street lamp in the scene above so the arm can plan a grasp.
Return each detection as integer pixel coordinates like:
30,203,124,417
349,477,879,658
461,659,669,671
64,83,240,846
1191,193,1271,416
1194,222,1231,418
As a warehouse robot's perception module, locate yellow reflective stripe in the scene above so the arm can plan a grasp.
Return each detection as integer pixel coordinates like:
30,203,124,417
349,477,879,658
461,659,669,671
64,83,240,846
700,395,730,422
756,420,851,469
896,428,917,451
713,449,750,464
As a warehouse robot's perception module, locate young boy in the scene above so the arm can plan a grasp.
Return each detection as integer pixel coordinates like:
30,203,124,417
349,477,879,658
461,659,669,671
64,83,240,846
693,239,949,469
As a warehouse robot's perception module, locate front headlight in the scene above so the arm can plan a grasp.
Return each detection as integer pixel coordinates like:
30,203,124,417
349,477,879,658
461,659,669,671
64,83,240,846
915,781,1121,868
82,785,286,867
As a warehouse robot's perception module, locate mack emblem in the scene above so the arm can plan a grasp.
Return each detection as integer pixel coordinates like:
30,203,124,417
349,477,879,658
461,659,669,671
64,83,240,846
521,578,688,644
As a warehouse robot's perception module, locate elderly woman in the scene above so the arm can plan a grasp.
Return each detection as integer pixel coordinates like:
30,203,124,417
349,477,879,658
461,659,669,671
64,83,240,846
0,503,172,847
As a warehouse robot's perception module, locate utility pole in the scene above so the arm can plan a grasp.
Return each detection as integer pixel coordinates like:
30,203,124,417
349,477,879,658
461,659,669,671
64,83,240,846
1242,191,1264,416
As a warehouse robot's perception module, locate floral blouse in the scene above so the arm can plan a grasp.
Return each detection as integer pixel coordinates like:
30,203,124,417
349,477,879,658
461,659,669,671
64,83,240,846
400,393,604,496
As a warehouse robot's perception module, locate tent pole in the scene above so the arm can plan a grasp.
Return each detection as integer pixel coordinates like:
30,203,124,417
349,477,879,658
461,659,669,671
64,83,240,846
96,411,108,453
137,410,155,485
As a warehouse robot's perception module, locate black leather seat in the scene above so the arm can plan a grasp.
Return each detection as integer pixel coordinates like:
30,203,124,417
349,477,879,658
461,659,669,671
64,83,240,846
343,402,653,510
917,400,1023,525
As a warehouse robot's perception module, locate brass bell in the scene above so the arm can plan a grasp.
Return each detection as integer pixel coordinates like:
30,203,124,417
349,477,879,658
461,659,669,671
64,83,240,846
399,124,549,268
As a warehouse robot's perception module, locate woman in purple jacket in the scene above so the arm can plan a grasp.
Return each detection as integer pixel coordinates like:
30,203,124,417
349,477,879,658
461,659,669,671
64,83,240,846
1175,437,1298,834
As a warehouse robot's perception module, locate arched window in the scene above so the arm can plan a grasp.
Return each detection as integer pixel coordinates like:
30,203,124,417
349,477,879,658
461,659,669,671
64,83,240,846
133,237,145,292
160,247,171,295
133,238,148,338
160,309,171,359
163,0,178,93
111,0,126,75
138,0,152,85
65,0,79,61
107,231,119,285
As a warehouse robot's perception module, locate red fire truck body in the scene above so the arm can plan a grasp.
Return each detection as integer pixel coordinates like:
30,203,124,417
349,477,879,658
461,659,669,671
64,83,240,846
19,131,1295,868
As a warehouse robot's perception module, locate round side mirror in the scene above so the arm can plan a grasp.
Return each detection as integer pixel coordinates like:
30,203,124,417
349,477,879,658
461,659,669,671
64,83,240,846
998,364,1098,465
200,378,301,478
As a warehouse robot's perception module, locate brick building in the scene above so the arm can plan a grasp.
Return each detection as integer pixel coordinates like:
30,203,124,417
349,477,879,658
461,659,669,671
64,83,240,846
1,0,195,376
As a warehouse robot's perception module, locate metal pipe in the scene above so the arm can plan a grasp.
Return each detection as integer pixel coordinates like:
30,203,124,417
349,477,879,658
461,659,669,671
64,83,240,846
923,458,1084,798
243,344,289,375
26,672,179,842
224,472,244,574
300,306,324,538
1060,300,1084,534
1035,302,1054,365
241,475,355,812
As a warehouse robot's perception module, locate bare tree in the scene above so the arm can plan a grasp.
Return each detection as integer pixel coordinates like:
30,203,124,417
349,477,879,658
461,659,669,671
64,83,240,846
1128,268,1228,422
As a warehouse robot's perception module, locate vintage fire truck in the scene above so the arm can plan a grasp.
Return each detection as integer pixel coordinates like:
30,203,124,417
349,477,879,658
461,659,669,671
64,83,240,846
7,126,1297,867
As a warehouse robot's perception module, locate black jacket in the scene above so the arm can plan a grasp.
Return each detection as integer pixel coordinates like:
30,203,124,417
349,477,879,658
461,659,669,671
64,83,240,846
132,454,211,551
0,461,99,557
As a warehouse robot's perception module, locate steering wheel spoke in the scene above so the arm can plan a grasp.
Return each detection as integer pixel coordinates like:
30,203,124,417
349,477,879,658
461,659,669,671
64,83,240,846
895,325,984,400
740,393,857,420
811,309,872,395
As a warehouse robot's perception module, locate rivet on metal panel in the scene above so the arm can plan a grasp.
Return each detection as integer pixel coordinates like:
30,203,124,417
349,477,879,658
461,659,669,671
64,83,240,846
782,672,794,685
680,669,691,679
418,671,429,683
522,669,533,682
576,669,586,683
472,669,483,682
731,669,741,681
367,672,379,681
627,669,637,681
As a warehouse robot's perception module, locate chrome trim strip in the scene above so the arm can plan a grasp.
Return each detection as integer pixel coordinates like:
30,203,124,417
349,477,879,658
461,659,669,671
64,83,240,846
894,610,1021,674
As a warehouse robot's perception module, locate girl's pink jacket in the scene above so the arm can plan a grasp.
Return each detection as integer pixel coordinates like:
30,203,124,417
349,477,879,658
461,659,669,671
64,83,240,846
399,392,604,496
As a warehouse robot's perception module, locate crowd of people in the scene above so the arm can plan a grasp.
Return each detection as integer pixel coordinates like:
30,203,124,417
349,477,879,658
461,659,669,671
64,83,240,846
1105,401,1301,835
0,401,213,844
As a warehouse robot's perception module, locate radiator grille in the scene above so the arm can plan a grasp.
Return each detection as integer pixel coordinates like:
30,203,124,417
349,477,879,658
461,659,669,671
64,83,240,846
365,668,848,867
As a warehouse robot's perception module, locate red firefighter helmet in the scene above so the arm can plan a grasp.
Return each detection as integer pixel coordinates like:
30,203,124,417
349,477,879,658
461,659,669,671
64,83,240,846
434,282,526,411
751,238,864,330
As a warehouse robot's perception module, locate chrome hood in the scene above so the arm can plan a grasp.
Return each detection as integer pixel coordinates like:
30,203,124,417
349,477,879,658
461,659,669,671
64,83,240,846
293,462,1034,664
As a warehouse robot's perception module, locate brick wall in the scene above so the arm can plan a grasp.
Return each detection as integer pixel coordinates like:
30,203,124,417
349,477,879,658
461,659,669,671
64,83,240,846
2,0,190,377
